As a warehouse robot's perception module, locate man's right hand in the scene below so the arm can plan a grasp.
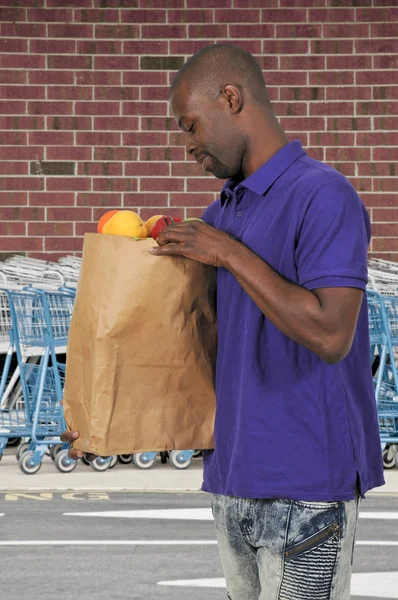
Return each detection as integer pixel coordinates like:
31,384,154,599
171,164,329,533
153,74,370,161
60,430,97,462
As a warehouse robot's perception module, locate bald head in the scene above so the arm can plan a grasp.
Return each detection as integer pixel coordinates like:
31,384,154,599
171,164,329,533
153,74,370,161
169,43,270,107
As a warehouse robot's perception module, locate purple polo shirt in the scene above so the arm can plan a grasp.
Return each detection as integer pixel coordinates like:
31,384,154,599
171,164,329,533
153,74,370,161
201,140,384,501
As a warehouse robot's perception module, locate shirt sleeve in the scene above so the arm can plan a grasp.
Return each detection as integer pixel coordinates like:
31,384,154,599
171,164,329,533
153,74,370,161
295,176,371,291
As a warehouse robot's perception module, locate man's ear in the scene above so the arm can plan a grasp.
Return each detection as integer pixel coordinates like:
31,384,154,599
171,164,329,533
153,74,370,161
222,83,243,114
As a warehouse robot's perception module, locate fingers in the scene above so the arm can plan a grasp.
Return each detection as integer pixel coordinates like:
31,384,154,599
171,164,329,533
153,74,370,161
60,430,79,443
149,243,188,257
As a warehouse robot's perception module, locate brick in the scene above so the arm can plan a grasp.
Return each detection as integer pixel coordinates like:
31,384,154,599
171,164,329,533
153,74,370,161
326,55,372,70
374,117,398,130
94,147,138,161
47,87,93,101
326,87,371,100
76,71,121,86
93,178,137,192
0,0,43,5
123,193,169,207
373,208,398,221
357,7,398,20
310,132,355,146
170,192,216,205
48,24,93,38
263,8,307,22
139,147,185,161
45,238,84,252
0,55,45,69
170,40,218,54
47,116,91,130
327,117,371,131
357,71,397,85
371,23,398,37
94,117,138,130
356,39,398,54
168,132,185,147
28,8,72,21
1,23,46,37
30,162,75,176
28,222,73,236
235,0,277,5
291,132,308,147
0,8,25,20
263,40,308,54
373,179,398,193
326,147,371,162
30,40,76,54
310,8,355,20
47,0,92,6
373,238,398,252
168,8,214,23
357,132,398,146
29,192,75,207
309,102,354,116
358,163,396,177
94,87,138,101
358,102,398,115
306,147,325,160
0,116,44,129
253,56,278,70
276,24,321,38
93,56,139,70
74,8,119,22
77,193,122,207
0,207,44,220
0,162,28,175
187,0,231,6
0,237,42,252
311,39,353,54
48,55,92,70
372,223,398,237
141,117,177,131
0,86,45,100
77,40,122,55
47,207,91,221
187,178,224,193
123,41,168,54
228,24,274,38
29,132,74,145
280,56,325,70
347,177,372,193
123,71,167,85
75,102,120,116
140,178,183,192
46,147,92,161
0,71,26,84
361,193,396,208
279,117,325,130
0,132,26,145
140,56,185,71
374,56,398,70
329,162,356,176
170,163,208,177
264,72,308,86
29,71,74,85
280,87,325,102
0,222,26,236
0,39,26,53
28,101,73,115
0,177,43,191
273,102,308,117
213,9,258,22
323,24,369,37
125,162,169,176
92,0,138,5
309,72,354,86
123,132,168,146
95,25,140,38
74,222,99,236
0,147,43,160
76,132,121,146
78,163,123,177
373,87,398,101
122,8,166,22
186,207,213,218
140,87,169,101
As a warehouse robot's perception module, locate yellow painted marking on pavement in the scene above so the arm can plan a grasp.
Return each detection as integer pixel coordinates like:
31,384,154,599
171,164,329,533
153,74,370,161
5,493,53,501
61,493,109,501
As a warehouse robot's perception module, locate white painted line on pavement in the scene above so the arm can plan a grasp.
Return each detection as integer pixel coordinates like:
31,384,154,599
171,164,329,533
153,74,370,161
0,540,218,546
360,512,398,519
356,541,398,546
63,508,212,519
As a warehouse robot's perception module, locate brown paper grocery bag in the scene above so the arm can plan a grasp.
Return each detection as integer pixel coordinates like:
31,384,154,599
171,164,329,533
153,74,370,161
63,233,217,456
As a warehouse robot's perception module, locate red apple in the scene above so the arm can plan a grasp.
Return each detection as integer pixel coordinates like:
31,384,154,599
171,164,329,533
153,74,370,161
150,215,181,239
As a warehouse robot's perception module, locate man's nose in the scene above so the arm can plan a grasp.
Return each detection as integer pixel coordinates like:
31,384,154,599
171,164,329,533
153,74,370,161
186,138,196,156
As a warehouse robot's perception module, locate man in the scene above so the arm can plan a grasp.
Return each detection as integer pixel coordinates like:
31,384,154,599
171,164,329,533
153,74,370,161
62,44,384,599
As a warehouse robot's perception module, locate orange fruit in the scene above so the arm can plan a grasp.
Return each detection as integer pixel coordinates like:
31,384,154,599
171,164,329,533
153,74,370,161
97,210,120,233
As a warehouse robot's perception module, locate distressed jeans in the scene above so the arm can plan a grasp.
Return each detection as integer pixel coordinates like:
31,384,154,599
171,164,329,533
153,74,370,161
211,491,360,600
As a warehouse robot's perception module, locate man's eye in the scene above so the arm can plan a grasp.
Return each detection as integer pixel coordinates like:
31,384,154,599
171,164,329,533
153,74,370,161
188,124,195,133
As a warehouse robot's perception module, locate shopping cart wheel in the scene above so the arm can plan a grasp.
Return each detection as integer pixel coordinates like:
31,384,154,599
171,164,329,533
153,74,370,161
80,456,90,466
55,450,77,473
6,437,21,447
117,454,132,464
132,452,156,469
90,456,111,472
193,450,202,458
50,444,63,462
382,447,397,469
160,451,168,464
169,450,192,470
19,452,42,475
108,455,118,469
16,442,30,462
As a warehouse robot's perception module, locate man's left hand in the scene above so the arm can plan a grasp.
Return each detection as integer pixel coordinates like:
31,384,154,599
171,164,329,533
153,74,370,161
148,220,236,268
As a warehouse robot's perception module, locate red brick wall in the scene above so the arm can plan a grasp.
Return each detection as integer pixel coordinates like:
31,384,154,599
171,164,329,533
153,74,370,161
0,1,397,261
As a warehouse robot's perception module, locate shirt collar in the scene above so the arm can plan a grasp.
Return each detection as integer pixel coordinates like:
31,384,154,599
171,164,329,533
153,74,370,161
220,140,306,206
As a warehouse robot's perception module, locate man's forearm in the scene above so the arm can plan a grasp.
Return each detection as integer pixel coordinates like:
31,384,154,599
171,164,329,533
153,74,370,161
222,240,342,362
